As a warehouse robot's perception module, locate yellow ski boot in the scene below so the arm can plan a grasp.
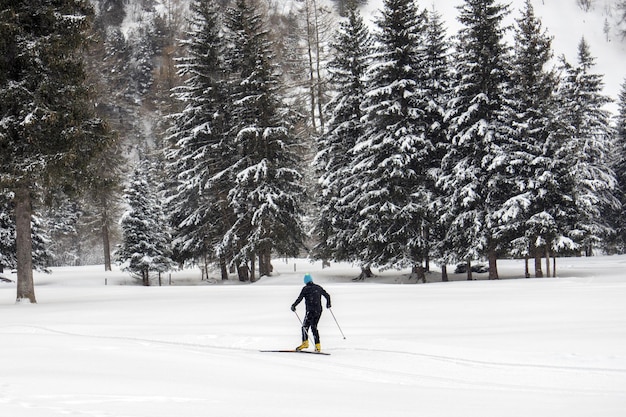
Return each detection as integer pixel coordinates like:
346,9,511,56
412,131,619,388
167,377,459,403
295,340,309,351
315,343,321,352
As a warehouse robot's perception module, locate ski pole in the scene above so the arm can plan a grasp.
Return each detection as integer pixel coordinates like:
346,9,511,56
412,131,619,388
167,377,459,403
293,310,303,325
328,308,346,339
294,310,312,341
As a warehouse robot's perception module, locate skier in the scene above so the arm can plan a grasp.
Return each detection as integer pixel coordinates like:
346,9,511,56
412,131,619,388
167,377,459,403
291,273,331,352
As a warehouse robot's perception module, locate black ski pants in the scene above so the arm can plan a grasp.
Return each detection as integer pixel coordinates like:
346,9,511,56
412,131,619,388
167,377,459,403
301,309,322,344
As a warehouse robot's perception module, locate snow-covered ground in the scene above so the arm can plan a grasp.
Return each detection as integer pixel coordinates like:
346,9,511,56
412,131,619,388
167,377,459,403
1,256,625,416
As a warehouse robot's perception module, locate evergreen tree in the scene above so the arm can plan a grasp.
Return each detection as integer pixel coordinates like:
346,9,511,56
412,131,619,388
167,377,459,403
423,6,452,279
44,195,83,265
0,193,16,273
313,1,371,265
440,0,511,279
223,0,306,281
612,79,626,252
117,160,174,286
345,0,432,278
0,191,52,272
167,0,234,280
554,38,619,256
0,0,113,302
499,0,559,277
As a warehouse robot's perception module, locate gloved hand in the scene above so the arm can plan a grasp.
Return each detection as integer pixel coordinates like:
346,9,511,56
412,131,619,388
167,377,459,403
291,304,296,312
326,303,331,309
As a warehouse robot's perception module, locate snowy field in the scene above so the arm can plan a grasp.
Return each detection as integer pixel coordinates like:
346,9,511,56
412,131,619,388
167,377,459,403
1,256,625,416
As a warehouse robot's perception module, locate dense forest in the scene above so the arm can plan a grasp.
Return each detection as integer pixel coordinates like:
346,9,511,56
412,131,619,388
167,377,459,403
1,0,626,300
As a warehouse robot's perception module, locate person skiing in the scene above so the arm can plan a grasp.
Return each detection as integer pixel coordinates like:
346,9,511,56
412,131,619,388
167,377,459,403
291,273,331,352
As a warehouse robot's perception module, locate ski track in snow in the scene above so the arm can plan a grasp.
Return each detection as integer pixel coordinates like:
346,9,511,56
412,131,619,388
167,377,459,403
3,324,623,375
2,324,624,399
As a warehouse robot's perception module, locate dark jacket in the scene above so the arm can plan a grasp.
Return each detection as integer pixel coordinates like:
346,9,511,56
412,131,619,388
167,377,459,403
292,282,331,314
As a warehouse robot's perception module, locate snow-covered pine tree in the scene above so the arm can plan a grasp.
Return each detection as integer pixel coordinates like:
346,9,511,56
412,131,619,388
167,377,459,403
43,196,83,266
553,38,619,257
439,0,511,280
498,0,559,277
167,0,234,280
620,80,626,141
0,0,113,302
223,0,306,281
30,213,52,271
0,191,51,273
117,160,174,286
0,193,16,273
313,1,371,266
612,79,626,252
423,6,452,280
347,0,431,279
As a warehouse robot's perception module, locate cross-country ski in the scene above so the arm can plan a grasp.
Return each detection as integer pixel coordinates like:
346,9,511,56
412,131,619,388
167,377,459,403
260,350,331,356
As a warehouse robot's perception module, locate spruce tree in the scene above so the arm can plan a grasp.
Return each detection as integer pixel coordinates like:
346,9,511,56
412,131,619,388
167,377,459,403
346,0,431,278
223,0,306,281
612,79,626,252
554,38,618,256
0,193,16,273
313,1,371,265
499,0,559,276
440,0,511,279
0,0,113,302
423,6,452,279
117,160,174,286
167,0,234,279
43,195,83,265
0,190,51,273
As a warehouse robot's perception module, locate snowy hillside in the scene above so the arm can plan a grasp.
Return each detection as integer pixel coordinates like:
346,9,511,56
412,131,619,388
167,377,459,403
1,256,625,416
363,0,626,113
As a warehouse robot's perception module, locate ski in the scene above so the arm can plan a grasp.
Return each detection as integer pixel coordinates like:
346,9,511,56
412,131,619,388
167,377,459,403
260,350,330,356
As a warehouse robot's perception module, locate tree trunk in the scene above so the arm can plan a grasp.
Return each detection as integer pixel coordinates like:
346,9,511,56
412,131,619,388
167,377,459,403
258,252,265,277
466,259,473,281
102,219,112,271
488,248,499,279
545,246,551,278
142,268,150,286
524,255,530,278
304,0,317,132
354,265,373,281
15,185,36,303
412,264,425,283
219,254,229,280
250,256,256,282
313,0,325,131
534,247,543,278
237,263,249,282
258,248,272,277
265,250,272,275
441,264,448,282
